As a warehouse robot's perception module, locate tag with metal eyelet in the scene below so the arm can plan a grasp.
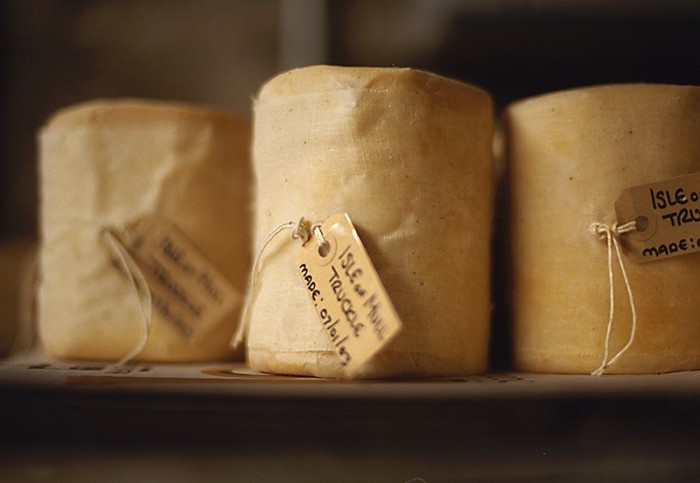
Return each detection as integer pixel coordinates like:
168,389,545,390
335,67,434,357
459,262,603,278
107,215,241,341
615,172,700,263
296,213,403,377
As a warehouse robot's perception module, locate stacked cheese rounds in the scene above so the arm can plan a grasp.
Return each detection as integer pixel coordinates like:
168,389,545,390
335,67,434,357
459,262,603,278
506,84,700,374
245,65,495,378
38,99,251,362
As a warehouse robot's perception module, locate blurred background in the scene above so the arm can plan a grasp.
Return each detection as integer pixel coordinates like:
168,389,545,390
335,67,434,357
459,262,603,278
1,0,699,357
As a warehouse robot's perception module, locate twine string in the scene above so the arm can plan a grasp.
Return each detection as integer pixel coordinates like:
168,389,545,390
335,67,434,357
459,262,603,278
231,217,322,349
101,227,152,368
589,220,637,376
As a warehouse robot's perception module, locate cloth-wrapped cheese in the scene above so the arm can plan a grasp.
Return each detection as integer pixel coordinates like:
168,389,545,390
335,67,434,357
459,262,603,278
506,84,700,374
38,99,251,362
245,65,494,378
0,238,36,357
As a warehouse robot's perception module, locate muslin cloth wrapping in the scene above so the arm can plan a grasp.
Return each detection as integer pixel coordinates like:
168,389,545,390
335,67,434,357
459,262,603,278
244,65,494,378
506,84,700,374
38,99,251,362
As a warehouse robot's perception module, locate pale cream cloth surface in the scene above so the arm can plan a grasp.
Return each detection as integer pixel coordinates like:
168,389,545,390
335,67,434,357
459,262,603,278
38,99,251,362
245,65,495,378
506,84,700,374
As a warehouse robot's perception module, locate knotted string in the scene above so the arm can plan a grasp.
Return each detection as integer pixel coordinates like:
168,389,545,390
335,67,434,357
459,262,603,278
589,220,637,376
101,227,153,368
231,217,324,349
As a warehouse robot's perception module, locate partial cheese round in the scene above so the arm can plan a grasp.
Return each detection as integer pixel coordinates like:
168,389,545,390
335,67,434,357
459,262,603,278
246,65,495,378
506,84,700,374
0,238,36,357
38,99,251,362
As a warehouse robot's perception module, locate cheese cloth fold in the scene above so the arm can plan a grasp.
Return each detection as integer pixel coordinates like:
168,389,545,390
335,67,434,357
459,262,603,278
38,99,251,362
244,65,495,378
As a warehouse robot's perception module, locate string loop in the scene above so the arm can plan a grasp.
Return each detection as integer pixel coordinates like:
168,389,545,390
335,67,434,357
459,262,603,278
101,227,152,368
589,220,637,376
231,217,322,349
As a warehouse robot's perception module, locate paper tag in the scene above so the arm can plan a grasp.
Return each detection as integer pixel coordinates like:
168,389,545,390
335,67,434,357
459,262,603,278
113,216,241,341
296,213,403,377
616,172,700,263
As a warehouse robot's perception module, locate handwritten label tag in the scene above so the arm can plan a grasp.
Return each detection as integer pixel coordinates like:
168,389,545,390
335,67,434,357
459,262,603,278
296,213,402,377
114,216,241,341
616,172,700,263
